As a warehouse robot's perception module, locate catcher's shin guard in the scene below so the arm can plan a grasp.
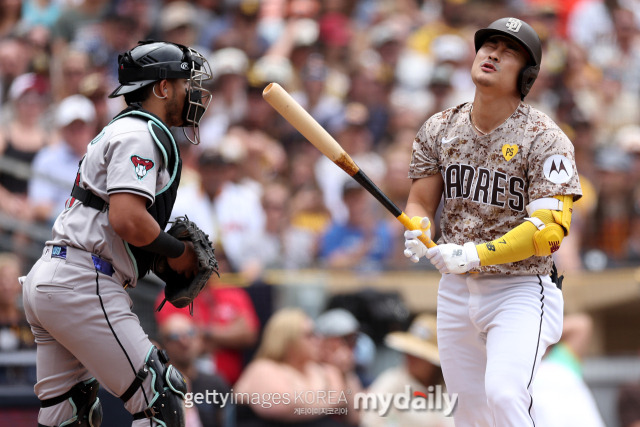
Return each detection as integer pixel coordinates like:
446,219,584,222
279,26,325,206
131,346,188,427
39,378,103,427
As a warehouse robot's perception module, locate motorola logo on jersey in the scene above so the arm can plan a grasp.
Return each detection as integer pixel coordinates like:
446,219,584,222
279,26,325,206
549,160,567,175
543,154,573,184
443,164,526,211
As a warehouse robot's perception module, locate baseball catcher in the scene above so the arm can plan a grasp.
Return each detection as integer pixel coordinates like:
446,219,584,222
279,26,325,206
21,40,215,427
154,216,219,313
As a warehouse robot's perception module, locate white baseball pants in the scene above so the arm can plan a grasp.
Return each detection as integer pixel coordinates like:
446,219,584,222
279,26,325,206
436,273,563,426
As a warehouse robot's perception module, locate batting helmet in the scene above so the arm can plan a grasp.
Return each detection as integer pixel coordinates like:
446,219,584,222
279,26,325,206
474,17,542,99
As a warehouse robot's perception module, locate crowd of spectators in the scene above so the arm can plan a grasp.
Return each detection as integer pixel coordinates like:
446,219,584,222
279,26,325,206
0,0,639,276
2,0,640,425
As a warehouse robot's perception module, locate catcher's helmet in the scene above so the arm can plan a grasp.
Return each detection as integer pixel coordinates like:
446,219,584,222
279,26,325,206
110,41,198,97
109,40,213,144
474,17,541,99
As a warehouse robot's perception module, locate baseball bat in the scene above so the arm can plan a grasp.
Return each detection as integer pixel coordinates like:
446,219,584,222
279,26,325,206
262,82,436,248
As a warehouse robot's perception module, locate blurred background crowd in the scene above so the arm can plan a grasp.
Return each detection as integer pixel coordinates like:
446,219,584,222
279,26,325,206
1,0,640,426
1,0,640,276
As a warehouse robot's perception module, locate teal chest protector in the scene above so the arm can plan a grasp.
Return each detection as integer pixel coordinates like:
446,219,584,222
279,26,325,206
70,105,182,279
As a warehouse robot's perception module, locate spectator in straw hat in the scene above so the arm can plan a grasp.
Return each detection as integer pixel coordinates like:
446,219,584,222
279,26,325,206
360,314,454,427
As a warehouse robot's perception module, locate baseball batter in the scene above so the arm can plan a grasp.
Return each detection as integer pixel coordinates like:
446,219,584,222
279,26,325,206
21,41,213,426
403,18,582,426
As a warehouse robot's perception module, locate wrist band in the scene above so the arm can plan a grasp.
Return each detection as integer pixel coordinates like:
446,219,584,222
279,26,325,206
139,231,185,258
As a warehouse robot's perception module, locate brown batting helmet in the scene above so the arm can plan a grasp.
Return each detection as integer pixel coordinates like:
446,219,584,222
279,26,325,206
474,17,542,99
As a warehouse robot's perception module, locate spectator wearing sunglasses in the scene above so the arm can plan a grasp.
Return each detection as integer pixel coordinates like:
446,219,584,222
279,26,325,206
158,313,234,427
315,308,365,425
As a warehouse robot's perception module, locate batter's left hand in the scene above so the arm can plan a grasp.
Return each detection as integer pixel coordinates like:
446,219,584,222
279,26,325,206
403,216,431,263
426,242,480,274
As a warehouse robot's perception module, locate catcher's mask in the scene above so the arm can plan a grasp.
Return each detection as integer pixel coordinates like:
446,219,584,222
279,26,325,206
109,40,213,144
474,17,542,100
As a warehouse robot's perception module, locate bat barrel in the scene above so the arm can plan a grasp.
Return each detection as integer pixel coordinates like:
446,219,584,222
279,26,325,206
263,83,359,176
263,82,436,249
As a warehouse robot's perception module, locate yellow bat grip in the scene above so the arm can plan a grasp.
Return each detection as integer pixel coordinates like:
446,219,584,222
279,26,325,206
397,212,437,248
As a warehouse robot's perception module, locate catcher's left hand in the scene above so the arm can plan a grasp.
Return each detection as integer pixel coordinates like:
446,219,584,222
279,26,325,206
427,242,480,274
153,216,219,312
167,241,198,277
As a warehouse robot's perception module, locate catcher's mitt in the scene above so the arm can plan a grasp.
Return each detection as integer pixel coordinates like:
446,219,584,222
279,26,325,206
153,216,219,313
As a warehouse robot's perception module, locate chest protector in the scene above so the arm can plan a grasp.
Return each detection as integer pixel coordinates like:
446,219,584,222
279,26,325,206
71,106,182,279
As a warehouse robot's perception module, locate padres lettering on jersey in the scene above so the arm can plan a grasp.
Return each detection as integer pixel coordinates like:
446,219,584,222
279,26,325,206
443,164,525,211
408,102,582,275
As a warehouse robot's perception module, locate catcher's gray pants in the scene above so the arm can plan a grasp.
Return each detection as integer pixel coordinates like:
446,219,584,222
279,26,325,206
23,246,159,426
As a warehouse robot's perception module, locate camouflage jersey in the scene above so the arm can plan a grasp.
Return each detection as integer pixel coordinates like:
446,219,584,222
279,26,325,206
408,102,582,275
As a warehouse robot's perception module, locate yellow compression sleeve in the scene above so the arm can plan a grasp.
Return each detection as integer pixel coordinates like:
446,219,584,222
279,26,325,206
475,209,559,266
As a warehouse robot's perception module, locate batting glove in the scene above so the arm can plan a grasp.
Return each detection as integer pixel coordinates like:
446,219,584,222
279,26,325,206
426,242,480,274
403,216,431,263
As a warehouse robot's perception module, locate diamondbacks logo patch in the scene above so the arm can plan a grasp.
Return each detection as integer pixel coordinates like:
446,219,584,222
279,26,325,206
543,154,573,184
131,155,154,180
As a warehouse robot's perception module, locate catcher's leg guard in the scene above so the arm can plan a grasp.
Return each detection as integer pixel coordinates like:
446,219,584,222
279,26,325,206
39,378,103,427
130,346,187,427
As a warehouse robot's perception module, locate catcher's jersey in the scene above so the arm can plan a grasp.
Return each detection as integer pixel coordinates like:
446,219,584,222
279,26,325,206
47,116,170,286
409,102,582,275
